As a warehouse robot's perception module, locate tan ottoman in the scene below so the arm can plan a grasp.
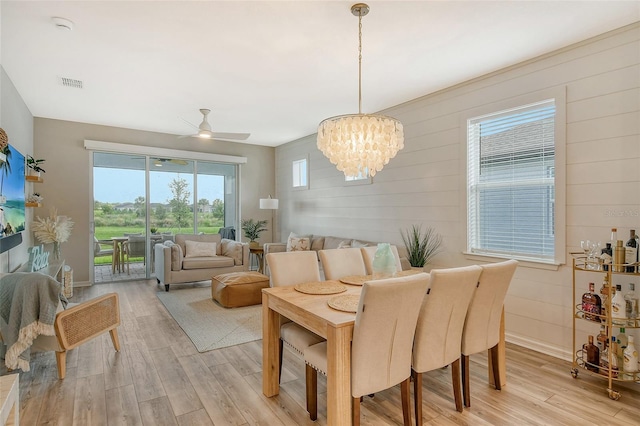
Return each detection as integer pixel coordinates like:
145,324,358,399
212,271,270,308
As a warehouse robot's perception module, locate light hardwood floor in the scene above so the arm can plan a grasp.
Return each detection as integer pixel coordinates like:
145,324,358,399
2,279,640,425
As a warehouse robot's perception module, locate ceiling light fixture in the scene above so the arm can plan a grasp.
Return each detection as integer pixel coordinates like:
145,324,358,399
52,17,74,31
317,3,404,178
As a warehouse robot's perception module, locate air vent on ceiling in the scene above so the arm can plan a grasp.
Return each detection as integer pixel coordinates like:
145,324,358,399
60,77,83,89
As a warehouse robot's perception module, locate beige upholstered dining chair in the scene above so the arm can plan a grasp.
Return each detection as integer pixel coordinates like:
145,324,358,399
461,259,518,408
318,247,367,280
360,245,403,274
304,273,430,425
412,265,482,421
265,251,325,382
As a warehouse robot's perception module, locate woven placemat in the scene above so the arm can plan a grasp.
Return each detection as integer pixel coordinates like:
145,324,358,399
294,281,347,295
339,275,372,286
327,294,360,313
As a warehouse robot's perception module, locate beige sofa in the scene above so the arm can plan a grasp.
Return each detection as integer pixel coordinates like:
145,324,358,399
263,234,410,275
155,234,249,291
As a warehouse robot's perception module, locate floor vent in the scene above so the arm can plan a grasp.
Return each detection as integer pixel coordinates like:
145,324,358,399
60,77,83,89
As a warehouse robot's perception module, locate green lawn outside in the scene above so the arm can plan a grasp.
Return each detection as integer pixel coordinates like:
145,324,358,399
93,226,222,265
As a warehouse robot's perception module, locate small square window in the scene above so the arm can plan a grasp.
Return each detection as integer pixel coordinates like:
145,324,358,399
292,158,308,189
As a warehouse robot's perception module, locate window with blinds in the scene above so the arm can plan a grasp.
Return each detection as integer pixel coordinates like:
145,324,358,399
467,99,556,261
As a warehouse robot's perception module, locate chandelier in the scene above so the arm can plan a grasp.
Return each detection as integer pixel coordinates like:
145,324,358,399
317,3,404,178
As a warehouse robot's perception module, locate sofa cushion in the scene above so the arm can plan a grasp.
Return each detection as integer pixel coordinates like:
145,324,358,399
175,233,222,256
323,236,352,250
184,240,217,258
310,236,325,252
221,239,244,266
182,256,235,270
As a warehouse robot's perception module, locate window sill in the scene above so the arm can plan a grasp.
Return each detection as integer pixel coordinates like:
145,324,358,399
463,252,562,271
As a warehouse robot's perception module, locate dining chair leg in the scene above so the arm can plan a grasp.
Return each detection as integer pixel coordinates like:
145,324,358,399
451,359,463,412
462,354,471,408
352,396,361,426
55,351,66,379
305,364,317,421
413,370,423,426
278,339,284,383
400,377,412,426
489,344,501,391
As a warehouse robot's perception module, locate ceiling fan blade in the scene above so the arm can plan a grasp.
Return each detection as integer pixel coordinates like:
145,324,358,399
210,132,250,141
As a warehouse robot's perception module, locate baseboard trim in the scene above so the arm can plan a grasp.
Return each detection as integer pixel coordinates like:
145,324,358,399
73,281,92,287
506,333,573,362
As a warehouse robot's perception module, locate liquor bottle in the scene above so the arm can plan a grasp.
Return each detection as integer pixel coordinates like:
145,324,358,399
584,335,599,373
624,283,638,323
600,274,611,318
623,335,639,379
614,240,626,273
596,325,608,358
601,243,613,271
581,282,602,321
610,337,620,378
611,284,626,325
625,230,638,273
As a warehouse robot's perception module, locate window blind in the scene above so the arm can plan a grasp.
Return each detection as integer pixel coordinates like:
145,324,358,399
467,100,556,261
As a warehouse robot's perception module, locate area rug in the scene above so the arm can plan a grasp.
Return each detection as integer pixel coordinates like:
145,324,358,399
156,285,262,352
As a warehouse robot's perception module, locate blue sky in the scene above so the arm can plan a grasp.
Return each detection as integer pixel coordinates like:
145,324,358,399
94,169,224,204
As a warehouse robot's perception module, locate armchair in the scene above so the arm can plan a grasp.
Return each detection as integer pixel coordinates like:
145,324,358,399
0,272,121,379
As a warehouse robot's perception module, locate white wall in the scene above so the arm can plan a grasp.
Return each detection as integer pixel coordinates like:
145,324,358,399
275,23,640,359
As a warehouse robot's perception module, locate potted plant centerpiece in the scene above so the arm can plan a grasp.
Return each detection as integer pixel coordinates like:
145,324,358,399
400,225,443,270
27,155,46,177
241,218,268,248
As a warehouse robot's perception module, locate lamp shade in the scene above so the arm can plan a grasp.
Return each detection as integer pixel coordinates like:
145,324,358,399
260,198,279,210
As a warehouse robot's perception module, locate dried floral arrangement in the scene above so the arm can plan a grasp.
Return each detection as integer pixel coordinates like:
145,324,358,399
32,207,74,244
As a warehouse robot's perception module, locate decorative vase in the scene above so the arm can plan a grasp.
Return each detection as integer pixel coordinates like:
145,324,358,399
372,243,396,279
52,242,61,260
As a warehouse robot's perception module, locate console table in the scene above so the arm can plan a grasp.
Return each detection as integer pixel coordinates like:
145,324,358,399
17,258,65,283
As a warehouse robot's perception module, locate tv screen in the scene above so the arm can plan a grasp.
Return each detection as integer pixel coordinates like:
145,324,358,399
0,143,26,240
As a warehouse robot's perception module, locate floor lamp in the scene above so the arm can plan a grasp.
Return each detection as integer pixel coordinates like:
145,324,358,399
259,195,279,243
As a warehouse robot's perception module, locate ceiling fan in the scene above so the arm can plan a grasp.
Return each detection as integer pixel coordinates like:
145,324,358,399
179,108,250,141
153,158,189,167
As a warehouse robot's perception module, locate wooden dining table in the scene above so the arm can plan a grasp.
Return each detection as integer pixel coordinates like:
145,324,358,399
261,273,507,425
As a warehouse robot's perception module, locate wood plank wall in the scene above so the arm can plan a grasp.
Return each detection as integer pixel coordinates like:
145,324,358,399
274,22,640,360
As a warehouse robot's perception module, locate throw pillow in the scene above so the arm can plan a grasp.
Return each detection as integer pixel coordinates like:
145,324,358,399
184,240,217,258
337,240,352,249
351,239,369,248
221,239,244,266
288,237,310,251
286,232,313,252
170,244,183,271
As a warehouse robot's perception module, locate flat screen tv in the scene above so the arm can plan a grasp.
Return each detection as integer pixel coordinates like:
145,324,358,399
0,143,25,254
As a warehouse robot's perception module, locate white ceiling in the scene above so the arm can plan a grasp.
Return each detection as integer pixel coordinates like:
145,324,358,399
2,1,639,147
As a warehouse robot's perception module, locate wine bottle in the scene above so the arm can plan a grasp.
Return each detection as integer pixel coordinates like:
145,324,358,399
616,328,627,368
585,335,600,373
625,229,638,273
611,284,626,325
601,242,613,271
581,282,602,322
610,338,620,378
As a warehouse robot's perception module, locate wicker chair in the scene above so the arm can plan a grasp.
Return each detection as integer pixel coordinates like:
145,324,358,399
53,293,121,379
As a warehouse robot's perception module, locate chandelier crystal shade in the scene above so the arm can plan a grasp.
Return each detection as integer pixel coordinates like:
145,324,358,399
317,3,404,178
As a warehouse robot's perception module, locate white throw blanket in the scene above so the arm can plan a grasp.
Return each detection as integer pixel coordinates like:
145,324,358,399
0,272,66,371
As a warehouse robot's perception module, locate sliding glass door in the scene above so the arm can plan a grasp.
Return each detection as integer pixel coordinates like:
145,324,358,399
91,152,238,283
